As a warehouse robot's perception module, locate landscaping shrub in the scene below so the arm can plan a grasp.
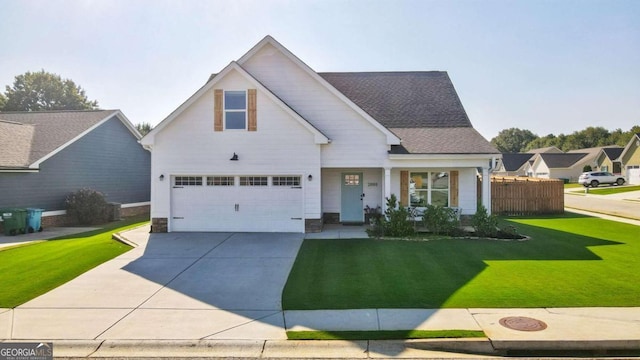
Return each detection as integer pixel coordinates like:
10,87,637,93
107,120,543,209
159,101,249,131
583,164,592,172
367,194,415,238
422,204,460,235
65,188,109,225
471,204,498,238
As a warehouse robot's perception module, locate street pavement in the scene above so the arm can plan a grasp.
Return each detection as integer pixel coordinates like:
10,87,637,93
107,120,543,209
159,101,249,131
2,194,640,358
564,188,640,221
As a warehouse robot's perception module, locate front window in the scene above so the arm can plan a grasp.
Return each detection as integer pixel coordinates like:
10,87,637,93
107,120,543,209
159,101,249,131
410,172,449,207
224,91,246,129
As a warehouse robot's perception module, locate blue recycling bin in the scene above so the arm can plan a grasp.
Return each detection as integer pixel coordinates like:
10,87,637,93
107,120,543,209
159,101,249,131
26,208,44,233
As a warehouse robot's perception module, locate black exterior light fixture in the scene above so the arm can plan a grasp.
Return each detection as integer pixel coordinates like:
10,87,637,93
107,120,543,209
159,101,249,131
308,174,313,181
230,153,239,161
159,174,165,181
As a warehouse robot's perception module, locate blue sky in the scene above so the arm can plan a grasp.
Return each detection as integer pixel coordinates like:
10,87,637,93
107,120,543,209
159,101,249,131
1,0,638,139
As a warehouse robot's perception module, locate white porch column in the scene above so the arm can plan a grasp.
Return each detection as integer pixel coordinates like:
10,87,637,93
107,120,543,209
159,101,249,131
482,167,491,214
383,167,391,212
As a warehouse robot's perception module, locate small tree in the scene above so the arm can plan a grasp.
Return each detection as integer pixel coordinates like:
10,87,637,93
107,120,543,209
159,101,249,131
65,188,109,225
367,194,415,238
471,204,498,238
583,165,593,172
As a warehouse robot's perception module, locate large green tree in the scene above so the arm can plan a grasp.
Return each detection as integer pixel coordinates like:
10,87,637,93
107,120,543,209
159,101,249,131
0,70,98,111
490,128,538,153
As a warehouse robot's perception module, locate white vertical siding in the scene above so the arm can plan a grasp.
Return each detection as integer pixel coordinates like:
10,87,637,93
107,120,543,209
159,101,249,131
241,43,390,167
150,69,322,225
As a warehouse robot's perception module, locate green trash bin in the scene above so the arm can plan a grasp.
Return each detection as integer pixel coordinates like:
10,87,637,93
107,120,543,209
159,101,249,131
1,208,27,236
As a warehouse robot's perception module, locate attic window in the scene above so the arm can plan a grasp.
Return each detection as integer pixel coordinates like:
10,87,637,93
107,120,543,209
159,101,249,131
224,91,246,130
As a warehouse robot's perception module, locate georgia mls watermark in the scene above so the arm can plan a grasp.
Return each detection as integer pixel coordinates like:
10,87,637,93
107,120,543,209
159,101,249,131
0,343,52,360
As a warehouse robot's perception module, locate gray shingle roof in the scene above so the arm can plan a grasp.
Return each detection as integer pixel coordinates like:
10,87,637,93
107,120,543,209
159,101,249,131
602,147,624,161
500,153,535,171
0,121,35,168
320,71,472,128
319,71,498,154
388,127,499,154
539,153,588,168
0,110,117,168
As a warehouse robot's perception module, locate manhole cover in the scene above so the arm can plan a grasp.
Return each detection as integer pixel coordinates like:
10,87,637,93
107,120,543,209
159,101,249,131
499,316,548,331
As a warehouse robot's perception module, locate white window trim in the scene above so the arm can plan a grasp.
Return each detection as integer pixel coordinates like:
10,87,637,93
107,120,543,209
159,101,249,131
223,90,247,131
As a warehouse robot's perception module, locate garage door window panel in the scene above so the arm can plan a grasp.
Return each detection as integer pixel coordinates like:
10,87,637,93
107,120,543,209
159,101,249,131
175,176,203,186
207,176,235,186
240,176,268,186
273,176,301,187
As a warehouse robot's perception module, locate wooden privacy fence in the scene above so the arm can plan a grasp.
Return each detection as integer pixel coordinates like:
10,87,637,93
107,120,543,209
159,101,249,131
490,176,564,215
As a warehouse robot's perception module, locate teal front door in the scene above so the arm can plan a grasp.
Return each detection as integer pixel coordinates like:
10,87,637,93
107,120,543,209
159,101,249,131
341,172,364,223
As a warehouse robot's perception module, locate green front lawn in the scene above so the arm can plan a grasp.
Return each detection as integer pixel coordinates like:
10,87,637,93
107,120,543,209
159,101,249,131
585,185,640,195
283,213,640,309
0,217,147,308
564,183,583,189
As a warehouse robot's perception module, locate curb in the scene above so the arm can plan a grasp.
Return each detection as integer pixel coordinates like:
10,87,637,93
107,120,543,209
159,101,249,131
40,338,640,359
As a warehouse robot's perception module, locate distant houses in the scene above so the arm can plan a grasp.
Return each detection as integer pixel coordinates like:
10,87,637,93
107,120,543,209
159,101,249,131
495,134,640,184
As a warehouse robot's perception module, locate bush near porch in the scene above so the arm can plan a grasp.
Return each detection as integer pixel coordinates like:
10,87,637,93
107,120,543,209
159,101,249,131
283,213,640,309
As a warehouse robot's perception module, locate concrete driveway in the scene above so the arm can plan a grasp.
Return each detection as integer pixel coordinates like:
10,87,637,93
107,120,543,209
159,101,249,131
5,226,304,340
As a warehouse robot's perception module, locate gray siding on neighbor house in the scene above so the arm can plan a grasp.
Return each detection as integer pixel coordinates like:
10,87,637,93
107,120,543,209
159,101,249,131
0,116,150,211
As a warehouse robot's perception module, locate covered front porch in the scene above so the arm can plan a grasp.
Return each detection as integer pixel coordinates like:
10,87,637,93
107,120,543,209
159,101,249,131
319,163,492,227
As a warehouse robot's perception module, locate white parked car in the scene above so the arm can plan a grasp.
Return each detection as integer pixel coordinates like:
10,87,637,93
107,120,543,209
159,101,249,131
578,171,625,187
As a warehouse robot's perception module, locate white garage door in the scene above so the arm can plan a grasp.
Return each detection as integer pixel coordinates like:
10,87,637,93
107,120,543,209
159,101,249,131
171,175,304,232
628,167,640,185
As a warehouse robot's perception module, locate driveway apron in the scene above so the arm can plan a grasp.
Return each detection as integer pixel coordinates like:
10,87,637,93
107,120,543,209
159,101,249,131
10,227,304,340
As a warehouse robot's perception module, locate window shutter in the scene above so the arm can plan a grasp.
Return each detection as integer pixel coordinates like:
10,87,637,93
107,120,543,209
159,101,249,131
248,89,257,131
450,170,459,207
400,171,409,206
214,89,223,131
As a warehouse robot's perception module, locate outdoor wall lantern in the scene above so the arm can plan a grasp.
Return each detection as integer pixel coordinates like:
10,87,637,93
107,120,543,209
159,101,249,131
308,174,313,181
230,153,239,161
159,174,165,181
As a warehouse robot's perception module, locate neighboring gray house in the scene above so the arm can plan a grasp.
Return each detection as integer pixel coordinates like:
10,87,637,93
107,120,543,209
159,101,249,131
527,153,589,181
494,153,535,176
0,110,150,227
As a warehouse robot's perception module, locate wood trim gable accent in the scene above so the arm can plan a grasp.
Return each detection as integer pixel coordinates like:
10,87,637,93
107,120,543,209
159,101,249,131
214,89,223,131
400,170,409,206
248,89,257,131
450,170,459,207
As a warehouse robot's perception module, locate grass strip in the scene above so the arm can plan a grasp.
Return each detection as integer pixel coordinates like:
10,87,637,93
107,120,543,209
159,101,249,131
287,330,486,340
584,185,640,195
0,216,148,307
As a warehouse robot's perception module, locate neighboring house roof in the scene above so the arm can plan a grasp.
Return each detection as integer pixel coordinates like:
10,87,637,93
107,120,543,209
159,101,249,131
527,146,563,154
538,153,588,168
499,153,535,171
568,145,619,157
601,147,624,161
0,120,35,168
0,110,139,170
